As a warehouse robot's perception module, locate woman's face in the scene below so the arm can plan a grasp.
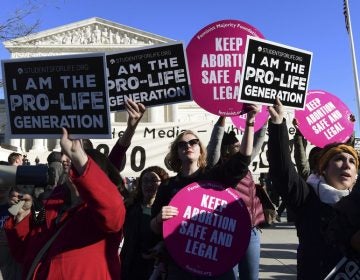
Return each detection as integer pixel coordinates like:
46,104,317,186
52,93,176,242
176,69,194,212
141,171,161,200
61,154,71,174
323,152,358,190
222,142,241,160
177,134,201,164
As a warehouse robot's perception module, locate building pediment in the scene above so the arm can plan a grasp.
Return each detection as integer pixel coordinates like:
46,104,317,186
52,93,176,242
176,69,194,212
3,17,176,56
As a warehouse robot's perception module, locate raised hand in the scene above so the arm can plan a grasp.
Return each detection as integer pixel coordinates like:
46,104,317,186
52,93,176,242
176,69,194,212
60,127,88,174
292,118,299,128
159,205,179,221
125,99,146,128
117,99,146,147
246,103,261,122
8,190,32,222
268,97,284,124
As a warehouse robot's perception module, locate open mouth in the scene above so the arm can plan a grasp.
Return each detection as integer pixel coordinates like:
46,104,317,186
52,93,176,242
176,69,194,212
340,173,351,178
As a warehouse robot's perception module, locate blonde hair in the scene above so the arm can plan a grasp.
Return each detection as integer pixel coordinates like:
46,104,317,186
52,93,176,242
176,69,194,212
165,130,207,173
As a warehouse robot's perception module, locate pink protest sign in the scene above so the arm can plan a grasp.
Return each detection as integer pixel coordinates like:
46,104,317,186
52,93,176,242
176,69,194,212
163,181,251,276
294,90,354,147
186,19,264,116
231,105,269,132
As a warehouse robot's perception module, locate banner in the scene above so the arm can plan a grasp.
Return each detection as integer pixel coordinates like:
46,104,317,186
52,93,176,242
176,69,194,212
0,113,300,179
238,37,312,109
107,42,192,111
74,111,297,178
1,53,111,139
163,181,251,276
186,19,264,116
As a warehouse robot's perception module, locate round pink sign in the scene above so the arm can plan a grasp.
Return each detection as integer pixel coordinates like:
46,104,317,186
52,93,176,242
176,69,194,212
230,105,269,132
163,180,251,276
294,90,354,147
186,19,264,116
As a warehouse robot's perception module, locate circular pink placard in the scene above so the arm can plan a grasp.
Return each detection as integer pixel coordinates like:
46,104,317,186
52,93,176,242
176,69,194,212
294,90,354,147
163,180,251,276
230,105,269,132
186,19,264,116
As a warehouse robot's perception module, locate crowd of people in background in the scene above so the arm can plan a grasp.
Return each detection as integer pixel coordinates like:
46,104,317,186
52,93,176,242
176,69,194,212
0,98,359,280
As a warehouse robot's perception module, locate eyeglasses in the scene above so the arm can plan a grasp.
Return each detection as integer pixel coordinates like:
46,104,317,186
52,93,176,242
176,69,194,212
177,139,200,149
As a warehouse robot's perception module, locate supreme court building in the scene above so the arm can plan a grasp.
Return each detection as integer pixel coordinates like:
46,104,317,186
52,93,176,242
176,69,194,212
0,17,225,176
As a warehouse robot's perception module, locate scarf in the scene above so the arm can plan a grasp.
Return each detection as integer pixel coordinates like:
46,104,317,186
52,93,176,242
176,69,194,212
306,173,350,205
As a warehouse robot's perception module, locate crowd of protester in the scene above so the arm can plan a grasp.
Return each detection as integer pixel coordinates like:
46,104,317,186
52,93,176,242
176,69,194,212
0,98,359,280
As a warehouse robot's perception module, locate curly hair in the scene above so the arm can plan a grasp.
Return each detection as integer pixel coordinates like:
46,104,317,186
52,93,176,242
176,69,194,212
164,130,207,173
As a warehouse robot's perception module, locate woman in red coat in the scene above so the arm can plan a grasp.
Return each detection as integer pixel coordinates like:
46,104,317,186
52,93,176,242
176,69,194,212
5,128,126,280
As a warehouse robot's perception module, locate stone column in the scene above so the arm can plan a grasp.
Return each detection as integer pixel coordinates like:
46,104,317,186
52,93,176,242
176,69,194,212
149,106,164,123
110,112,116,123
53,139,61,151
5,122,22,151
30,139,46,152
170,104,178,122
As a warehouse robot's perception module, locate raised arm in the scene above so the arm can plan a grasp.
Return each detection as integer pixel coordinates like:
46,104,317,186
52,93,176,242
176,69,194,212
61,128,125,232
252,121,267,162
292,118,311,179
207,105,260,185
118,99,146,147
267,98,310,209
108,99,146,169
60,127,88,175
206,116,225,168
240,104,260,157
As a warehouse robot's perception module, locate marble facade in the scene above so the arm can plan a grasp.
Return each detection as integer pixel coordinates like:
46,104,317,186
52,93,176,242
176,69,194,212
0,17,215,157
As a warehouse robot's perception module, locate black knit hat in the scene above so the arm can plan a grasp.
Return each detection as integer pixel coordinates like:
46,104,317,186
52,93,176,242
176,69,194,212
222,131,239,146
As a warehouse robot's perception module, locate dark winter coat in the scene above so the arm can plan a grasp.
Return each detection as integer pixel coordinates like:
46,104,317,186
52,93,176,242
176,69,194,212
268,120,343,279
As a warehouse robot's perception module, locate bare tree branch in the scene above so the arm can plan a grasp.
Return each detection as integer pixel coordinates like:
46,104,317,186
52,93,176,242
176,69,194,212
0,0,43,41
0,1,65,89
